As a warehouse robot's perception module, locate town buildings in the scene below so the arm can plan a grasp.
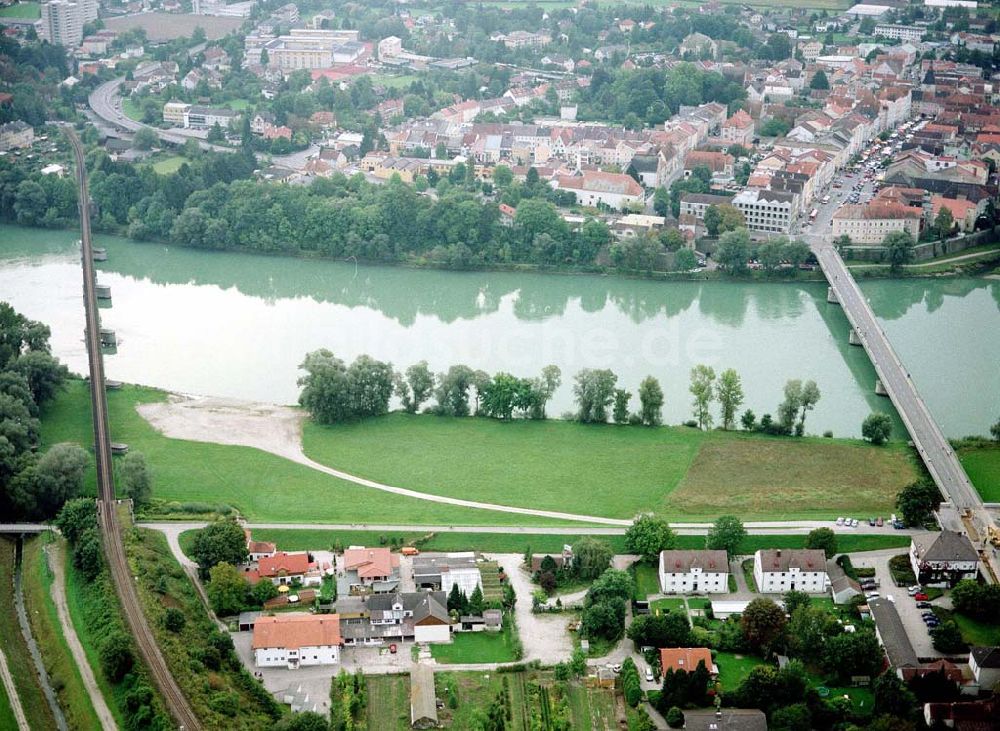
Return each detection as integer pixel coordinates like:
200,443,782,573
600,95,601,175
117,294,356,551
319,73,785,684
831,201,923,244
551,171,645,210
337,591,452,645
658,550,730,594
731,189,796,235
264,29,364,70
753,549,828,593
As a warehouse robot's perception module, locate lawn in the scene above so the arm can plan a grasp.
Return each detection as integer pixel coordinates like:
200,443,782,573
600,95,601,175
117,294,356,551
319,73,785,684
633,563,661,600
303,414,917,521
430,624,519,664
364,674,410,731
742,559,759,593
0,678,17,731
151,155,186,174
0,1,39,18
714,652,760,693
121,98,143,123
934,608,1000,647
672,435,918,519
40,381,571,526
370,74,421,90
20,536,102,731
959,445,1000,502
650,597,686,615
0,538,56,730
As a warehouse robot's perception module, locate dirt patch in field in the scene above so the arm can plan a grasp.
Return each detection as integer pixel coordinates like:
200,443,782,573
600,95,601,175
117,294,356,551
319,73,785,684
137,395,306,462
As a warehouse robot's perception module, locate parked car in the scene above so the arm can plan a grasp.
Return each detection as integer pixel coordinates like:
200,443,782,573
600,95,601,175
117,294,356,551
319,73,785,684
645,668,654,682
916,602,932,609
893,520,905,529
869,517,877,526
907,585,920,596
876,517,884,527
915,593,929,601
851,519,860,527
836,517,845,526
865,591,880,600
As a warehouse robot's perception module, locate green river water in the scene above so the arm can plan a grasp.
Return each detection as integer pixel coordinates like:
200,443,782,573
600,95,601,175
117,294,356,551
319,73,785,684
1,224,997,438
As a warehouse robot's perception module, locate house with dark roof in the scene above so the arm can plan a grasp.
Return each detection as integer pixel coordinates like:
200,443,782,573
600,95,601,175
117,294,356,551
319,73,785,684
753,549,828,594
658,550,730,594
827,559,862,604
909,531,979,587
970,646,1000,692
869,597,917,676
337,591,452,645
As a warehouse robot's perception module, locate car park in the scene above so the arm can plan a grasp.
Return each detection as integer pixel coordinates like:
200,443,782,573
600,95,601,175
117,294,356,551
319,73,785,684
865,591,880,600
907,586,920,595
916,602,932,609
869,518,876,526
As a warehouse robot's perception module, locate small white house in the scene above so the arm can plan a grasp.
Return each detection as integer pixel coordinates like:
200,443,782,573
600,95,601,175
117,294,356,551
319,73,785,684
970,647,1000,692
753,549,828,594
252,613,341,669
658,550,730,594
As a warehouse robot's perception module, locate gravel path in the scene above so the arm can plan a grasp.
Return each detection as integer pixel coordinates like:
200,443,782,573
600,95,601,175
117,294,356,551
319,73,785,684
44,544,117,731
0,646,29,731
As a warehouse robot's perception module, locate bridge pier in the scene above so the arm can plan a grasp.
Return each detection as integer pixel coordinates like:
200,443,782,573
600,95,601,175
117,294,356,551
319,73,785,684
95,283,111,299
99,328,116,347
875,379,889,396
827,286,840,304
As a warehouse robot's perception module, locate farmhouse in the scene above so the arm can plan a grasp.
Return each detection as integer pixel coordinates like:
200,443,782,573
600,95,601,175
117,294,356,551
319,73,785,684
252,613,342,669
658,550,729,594
337,591,452,645
753,549,828,594
909,531,979,587
245,530,276,561
251,552,311,586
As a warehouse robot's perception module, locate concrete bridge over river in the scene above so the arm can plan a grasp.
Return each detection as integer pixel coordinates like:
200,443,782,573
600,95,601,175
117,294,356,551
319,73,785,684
812,239,999,583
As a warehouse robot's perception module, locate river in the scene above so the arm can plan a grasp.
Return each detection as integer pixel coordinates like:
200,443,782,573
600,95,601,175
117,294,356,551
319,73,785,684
1,224,997,438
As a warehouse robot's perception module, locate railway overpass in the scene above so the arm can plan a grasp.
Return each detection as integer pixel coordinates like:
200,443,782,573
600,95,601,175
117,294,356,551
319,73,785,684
813,240,999,582
64,125,201,730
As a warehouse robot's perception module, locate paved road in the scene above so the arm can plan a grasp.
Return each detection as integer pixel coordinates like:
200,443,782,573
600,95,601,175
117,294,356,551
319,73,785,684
89,78,317,167
44,544,116,731
0,646,29,731
809,237,999,583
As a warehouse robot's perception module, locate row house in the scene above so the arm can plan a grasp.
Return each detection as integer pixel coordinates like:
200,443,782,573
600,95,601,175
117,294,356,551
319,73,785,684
679,193,734,221
658,550,729,594
720,109,754,146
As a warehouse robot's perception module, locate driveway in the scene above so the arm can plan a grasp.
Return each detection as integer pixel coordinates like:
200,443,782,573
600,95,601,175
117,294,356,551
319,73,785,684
492,554,574,664
853,551,943,659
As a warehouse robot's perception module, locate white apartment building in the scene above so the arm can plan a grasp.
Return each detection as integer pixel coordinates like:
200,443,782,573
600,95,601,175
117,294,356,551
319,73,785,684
831,202,922,244
874,24,926,42
658,550,730,594
378,35,402,59
731,189,796,235
753,549,828,594
678,193,734,221
552,171,645,210
184,105,238,129
162,101,191,126
40,0,97,47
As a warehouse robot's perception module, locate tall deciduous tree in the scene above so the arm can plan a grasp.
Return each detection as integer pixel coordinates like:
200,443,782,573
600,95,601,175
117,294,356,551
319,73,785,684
402,360,434,413
706,515,746,559
613,389,631,424
118,450,152,506
715,368,744,430
207,562,249,616
573,538,615,580
689,364,716,430
862,412,893,445
638,376,664,426
192,517,248,572
573,368,618,423
804,527,837,558
883,230,915,272
624,515,676,563
741,598,788,653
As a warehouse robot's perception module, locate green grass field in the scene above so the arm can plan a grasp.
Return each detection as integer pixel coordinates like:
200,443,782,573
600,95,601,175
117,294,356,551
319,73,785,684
304,413,918,521
151,155,186,174
370,74,421,90
0,539,56,731
121,98,143,123
20,536,102,731
0,1,39,18
959,445,1000,502
650,597,686,615
0,677,17,731
714,652,759,693
194,528,909,559
934,608,1000,647
364,675,410,730
40,381,568,526
633,563,660,600
430,625,519,664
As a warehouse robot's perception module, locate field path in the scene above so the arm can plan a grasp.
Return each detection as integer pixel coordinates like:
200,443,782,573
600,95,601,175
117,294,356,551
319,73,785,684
138,396,630,526
44,544,117,731
0,646,29,731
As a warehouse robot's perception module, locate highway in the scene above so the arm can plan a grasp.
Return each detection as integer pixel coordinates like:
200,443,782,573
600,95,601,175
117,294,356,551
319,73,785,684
64,125,201,731
812,239,999,582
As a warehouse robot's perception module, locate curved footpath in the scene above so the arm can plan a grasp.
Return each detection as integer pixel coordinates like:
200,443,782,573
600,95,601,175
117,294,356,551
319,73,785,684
0,646,29,731
44,544,117,731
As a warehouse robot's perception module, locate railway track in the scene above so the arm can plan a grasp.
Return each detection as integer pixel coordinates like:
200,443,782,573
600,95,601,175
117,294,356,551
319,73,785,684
64,125,201,731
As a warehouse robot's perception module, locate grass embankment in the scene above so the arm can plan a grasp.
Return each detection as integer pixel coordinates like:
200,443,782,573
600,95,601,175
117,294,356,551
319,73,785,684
198,528,910,558
20,535,102,730
43,380,566,526
303,413,919,521
126,526,280,729
0,538,57,730
63,538,168,728
958,445,1000,502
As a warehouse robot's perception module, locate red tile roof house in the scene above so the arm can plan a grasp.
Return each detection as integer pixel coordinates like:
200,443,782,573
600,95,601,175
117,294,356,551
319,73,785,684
252,613,342,669
245,530,276,562
341,547,401,594
246,552,312,586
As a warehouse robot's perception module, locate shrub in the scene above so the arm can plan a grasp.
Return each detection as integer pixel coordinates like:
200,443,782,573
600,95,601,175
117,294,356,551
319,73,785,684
666,707,684,728
209,691,240,717
931,621,966,654
99,631,134,682
163,607,186,633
